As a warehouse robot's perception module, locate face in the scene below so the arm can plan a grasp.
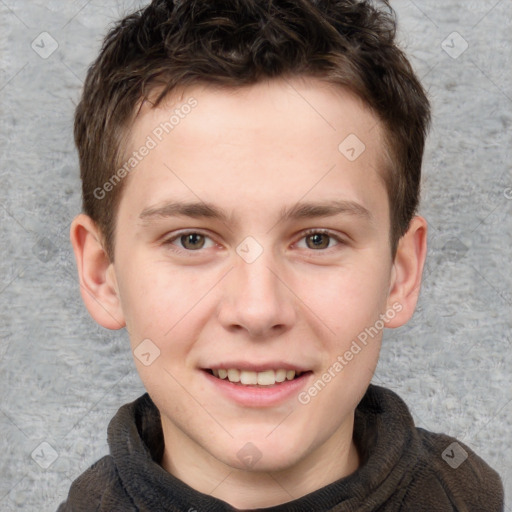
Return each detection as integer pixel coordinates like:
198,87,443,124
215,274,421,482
106,77,398,473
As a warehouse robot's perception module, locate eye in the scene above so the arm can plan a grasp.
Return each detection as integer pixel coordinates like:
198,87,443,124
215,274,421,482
162,228,345,255
296,229,344,250
163,231,216,252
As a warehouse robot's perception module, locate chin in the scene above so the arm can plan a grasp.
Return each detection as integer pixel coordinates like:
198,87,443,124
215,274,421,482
227,452,303,473
215,435,307,473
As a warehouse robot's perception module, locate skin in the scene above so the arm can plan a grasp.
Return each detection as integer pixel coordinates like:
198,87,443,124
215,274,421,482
70,76,427,509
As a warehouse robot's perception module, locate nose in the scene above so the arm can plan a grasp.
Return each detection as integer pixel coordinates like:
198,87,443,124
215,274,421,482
217,249,297,338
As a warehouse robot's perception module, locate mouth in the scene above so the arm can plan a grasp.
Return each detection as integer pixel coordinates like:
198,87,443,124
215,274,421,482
202,368,313,387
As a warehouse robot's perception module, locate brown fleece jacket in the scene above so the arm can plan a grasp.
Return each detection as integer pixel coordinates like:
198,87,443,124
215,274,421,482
57,384,504,511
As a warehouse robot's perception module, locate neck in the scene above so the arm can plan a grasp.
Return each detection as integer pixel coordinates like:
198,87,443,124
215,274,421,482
160,414,360,509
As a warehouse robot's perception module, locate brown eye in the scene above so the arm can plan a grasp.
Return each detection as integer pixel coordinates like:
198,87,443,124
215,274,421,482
163,231,216,253
305,232,331,250
180,233,206,250
297,229,343,251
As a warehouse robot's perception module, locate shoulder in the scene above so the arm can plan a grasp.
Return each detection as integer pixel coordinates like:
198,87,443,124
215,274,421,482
57,393,161,512
56,455,136,512
362,385,504,511
401,428,504,511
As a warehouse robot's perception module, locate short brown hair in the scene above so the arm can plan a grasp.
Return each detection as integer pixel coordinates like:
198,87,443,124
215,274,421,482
74,0,430,261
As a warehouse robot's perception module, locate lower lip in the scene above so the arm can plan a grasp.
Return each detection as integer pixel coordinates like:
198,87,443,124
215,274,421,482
201,370,313,407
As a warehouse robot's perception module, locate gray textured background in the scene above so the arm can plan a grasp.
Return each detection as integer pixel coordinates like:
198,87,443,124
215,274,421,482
0,1,511,510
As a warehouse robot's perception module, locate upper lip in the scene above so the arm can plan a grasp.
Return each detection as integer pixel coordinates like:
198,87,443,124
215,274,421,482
202,361,311,372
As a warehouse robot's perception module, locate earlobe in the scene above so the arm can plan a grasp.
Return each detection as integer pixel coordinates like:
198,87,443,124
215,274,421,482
69,214,126,330
385,216,428,328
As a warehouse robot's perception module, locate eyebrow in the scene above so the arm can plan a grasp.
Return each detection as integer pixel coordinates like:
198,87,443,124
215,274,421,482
138,199,372,226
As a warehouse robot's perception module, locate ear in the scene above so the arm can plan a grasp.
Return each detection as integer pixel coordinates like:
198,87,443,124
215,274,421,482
385,215,427,328
69,213,126,330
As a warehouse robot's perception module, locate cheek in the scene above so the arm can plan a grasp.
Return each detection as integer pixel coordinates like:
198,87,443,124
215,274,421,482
119,260,224,373
297,258,391,337
294,263,389,425
117,260,196,342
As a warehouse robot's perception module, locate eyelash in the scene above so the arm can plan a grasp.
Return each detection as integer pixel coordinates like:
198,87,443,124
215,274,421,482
162,229,345,255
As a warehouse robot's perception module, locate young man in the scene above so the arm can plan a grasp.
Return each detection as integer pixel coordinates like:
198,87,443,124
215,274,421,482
61,0,504,510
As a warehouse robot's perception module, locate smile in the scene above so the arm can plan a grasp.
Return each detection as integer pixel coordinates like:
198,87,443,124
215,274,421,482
205,368,309,386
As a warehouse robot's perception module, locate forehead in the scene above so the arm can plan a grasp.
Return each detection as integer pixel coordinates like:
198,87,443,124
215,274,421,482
119,77,390,226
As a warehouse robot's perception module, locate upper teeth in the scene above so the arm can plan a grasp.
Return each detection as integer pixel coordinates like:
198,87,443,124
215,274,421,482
212,369,301,385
